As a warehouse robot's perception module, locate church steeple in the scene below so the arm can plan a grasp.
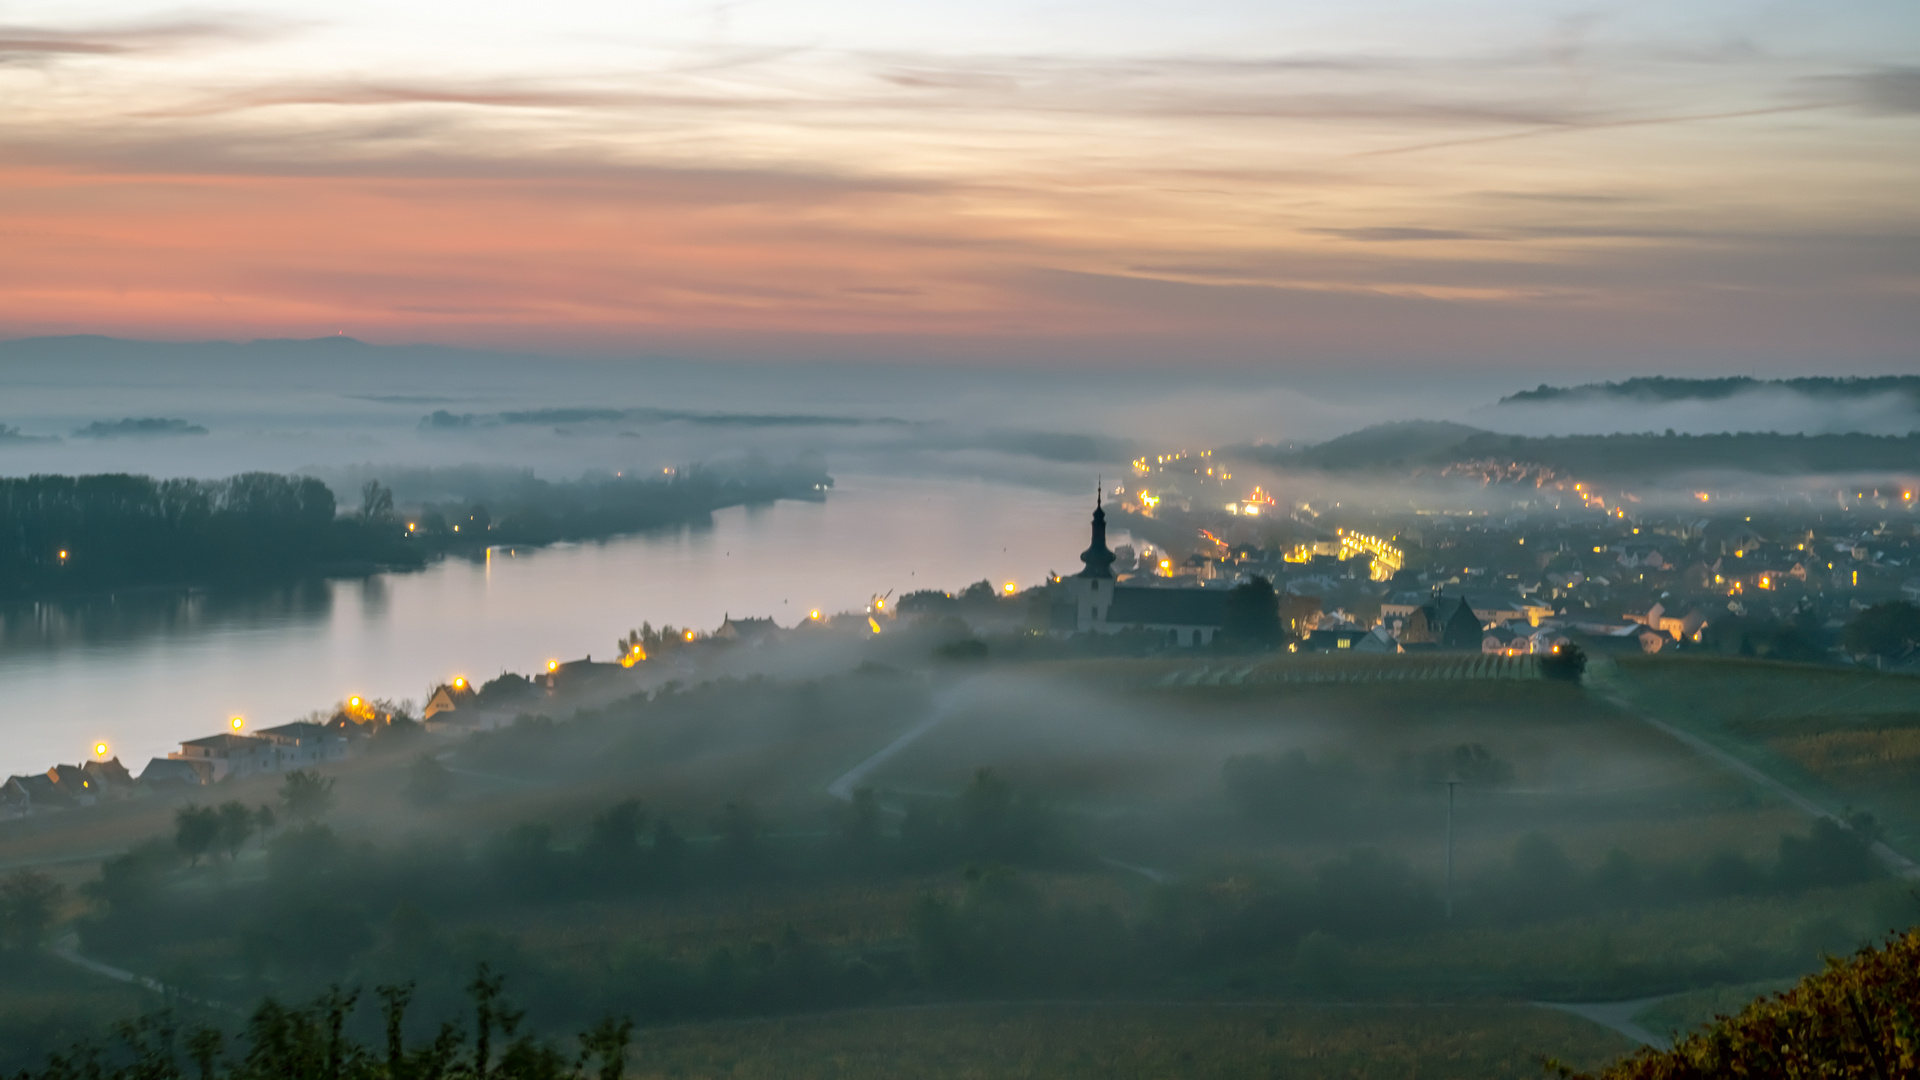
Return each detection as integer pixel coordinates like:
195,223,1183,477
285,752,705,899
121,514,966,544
1077,482,1116,579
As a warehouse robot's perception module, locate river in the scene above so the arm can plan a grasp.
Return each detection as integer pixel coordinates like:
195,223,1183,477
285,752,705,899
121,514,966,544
0,475,1104,778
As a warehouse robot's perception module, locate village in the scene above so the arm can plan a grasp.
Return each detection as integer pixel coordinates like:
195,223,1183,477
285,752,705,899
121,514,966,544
4,456,1917,818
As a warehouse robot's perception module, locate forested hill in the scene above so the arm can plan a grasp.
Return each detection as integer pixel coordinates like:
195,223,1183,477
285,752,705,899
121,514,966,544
0,460,830,598
1234,423,1920,479
1501,376,1920,406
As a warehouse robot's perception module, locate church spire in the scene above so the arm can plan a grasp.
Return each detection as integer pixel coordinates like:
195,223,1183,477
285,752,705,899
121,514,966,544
1078,480,1116,579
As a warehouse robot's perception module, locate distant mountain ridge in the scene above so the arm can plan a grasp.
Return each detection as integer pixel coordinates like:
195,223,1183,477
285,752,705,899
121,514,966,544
1501,376,1920,406
1234,421,1920,479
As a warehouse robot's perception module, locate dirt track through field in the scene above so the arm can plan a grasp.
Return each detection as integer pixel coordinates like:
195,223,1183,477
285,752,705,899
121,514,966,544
1588,660,1920,880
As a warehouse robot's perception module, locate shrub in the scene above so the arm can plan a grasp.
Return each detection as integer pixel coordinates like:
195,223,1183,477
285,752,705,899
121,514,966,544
1559,928,1920,1079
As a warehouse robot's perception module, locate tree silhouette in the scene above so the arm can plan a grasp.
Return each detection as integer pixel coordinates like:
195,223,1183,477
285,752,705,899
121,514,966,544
174,804,220,866
0,870,63,952
280,770,336,821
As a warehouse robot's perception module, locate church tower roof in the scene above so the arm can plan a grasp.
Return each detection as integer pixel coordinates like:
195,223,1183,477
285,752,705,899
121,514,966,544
1077,486,1116,579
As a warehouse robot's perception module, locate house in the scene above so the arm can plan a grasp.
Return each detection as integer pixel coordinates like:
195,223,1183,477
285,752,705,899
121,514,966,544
1482,625,1526,656
47,764,101,806
714,615,780,644
544,657,625,691
1061,493,1229,646
1625,602,1709,641
83,756,136,797
423,679,477,720
256,722,351,769
1308,626,1398,653
1398,594,1483,650
2,773,68,815
170,733,276,783
138,757,210,789
1279,594,1322,636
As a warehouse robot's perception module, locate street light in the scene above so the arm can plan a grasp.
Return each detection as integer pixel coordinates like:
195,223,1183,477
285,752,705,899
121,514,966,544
1437,779,1465,919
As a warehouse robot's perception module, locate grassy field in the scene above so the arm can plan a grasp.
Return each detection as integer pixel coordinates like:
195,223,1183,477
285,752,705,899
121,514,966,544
1609,657,1920,854
1629,978,1797,1045
623,1001,1636,1080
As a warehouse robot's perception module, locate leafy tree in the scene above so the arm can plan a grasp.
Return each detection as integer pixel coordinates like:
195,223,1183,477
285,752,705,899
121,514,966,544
215,801,257,861
175,804,220,866
0,871,62,952
585,799,647,863
1775,815,1883,890
1222,575,1283,646
1540,641,1587,682
280,769,336,821
1841,600,1920,659
407,754,453,806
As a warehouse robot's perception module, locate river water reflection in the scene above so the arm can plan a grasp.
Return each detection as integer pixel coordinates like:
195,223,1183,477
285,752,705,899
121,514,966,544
0,475,1095,777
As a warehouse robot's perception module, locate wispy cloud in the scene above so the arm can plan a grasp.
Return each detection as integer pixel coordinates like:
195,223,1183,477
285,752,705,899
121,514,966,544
0,15,286,65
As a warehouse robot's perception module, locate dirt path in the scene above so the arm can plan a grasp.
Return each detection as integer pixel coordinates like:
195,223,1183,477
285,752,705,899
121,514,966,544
1535,996,1673,1049
826,681,975,802
1587,659,1920,880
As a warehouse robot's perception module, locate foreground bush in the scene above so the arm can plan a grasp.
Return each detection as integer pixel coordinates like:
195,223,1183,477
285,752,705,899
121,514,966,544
1562,927,1919,1079
15,965,630,1080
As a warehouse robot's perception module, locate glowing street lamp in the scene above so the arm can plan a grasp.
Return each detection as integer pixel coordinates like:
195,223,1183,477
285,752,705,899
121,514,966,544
93,741,109,758
809,609,822,621
1002,581,1016,595
547,660,559,672
230,716,245,731
452,676,467,689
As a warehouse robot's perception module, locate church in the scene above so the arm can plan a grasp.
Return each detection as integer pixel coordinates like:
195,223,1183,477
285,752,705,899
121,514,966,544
1057,493,1231,646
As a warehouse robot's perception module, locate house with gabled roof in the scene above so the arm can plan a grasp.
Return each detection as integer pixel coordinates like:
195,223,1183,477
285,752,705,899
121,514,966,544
715,615,780,643
47,763,101,806
170,733,275,782
138,757,210,789
83,757,135,795
1398,593,1483,650
423,679,477,721
257,722,351,770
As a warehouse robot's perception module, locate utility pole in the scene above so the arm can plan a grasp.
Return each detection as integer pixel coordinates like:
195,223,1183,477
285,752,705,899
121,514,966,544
1438,779,1463,919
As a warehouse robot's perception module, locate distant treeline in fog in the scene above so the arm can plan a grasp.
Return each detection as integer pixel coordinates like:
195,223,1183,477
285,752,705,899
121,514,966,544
0,458,830,597
341,455,831,544
1247,424,1920,478
1502,376,1920,407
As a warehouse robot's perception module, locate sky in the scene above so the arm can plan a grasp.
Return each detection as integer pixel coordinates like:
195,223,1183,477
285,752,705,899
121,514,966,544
2,0,1917,371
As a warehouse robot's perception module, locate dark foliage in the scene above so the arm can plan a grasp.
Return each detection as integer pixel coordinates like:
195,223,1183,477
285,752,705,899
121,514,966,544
1841,601,1920,659
14,965,630,1080
1560,927,1920,1079
1541,642,1587,682
1221,576,1283,647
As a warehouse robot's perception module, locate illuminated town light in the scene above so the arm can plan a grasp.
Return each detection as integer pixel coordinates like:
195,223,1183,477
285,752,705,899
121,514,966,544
684,630,696,641
407,523,416,532
453,677,467,688
547,660,559,672
809,609,822,620
230,716,245,731
93,741,109,757
1003,581,1016,595
58,550,69,560
349,696,362,708
875,598,886,610
868,617,882,634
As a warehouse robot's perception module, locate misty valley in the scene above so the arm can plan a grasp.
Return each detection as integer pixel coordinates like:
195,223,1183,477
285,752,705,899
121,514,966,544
0,360,1916,1079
